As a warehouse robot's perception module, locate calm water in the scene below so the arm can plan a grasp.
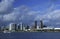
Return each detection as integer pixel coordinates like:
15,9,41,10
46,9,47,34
0,32,60,39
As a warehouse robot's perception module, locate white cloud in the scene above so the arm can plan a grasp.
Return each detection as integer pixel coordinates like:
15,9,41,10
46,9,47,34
0,3,60,26
3,8,20,21
2,5,29,21
56,22,60,25
0,0,14,14
27,11,40,16
3,5,60,23
46,10,60,19
3,13,16,21
34,9,60,23
0,0,60,26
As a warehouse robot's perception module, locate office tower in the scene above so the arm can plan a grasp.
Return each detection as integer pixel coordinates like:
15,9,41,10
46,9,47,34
9,23,17,31
1,26,5,31
37,26,40,29
17,24,20,30
17,22,24,31
14,24,17,31
25,25,29,29
20,22,23,30
9,23,12,31
0,26,1,31
34,21,37,28
23,26,25,31
40,20,43,28
5,26,9,30
0,26,4,31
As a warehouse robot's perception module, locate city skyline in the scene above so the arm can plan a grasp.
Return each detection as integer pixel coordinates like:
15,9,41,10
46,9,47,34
1,20,60,33
0,0,60,27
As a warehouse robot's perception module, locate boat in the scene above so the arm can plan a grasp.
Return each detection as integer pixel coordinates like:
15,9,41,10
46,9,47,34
3,30,11,33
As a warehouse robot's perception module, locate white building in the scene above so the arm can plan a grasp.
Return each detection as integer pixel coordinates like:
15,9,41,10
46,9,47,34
9,23,17,31
37,26,40,29
42,27,54,30
54,28,60,30
17,23,25,31
20,22,23,30
9,23,12,31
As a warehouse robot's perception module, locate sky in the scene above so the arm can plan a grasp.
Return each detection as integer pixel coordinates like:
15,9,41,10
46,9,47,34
0,0,60,27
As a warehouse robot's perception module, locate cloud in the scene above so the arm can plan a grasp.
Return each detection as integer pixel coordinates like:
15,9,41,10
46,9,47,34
3,13,16,21
35,10,60,20
2,5,60,25
0,0,14,14
44,10,60,20
34,9,60,27
2,5,29,21
0,1,60,26
27,11,40,16
1,5,41,25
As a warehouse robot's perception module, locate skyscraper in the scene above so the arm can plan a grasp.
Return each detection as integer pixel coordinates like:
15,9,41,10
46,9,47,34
9,23,17,31
9,23,13,31
40,20,43,28
20,22,23,30
34,21,37,28
17,24,20,30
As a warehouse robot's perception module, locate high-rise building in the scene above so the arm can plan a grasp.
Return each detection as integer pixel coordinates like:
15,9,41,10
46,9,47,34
17,24,20,30
34,21,37,28
20,22,23,30
23,26,25,31
0,26,4,31
17,22,25,31
9,23,17,31
40,20,43,28
9,23,12,31
37,26,40,29
0,26,1,31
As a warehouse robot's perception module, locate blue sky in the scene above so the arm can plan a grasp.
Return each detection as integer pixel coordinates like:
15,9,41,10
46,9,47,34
14,0,52,11
0,0,60,27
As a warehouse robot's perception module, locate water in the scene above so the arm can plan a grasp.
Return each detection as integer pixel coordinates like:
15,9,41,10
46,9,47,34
0,32,60,39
